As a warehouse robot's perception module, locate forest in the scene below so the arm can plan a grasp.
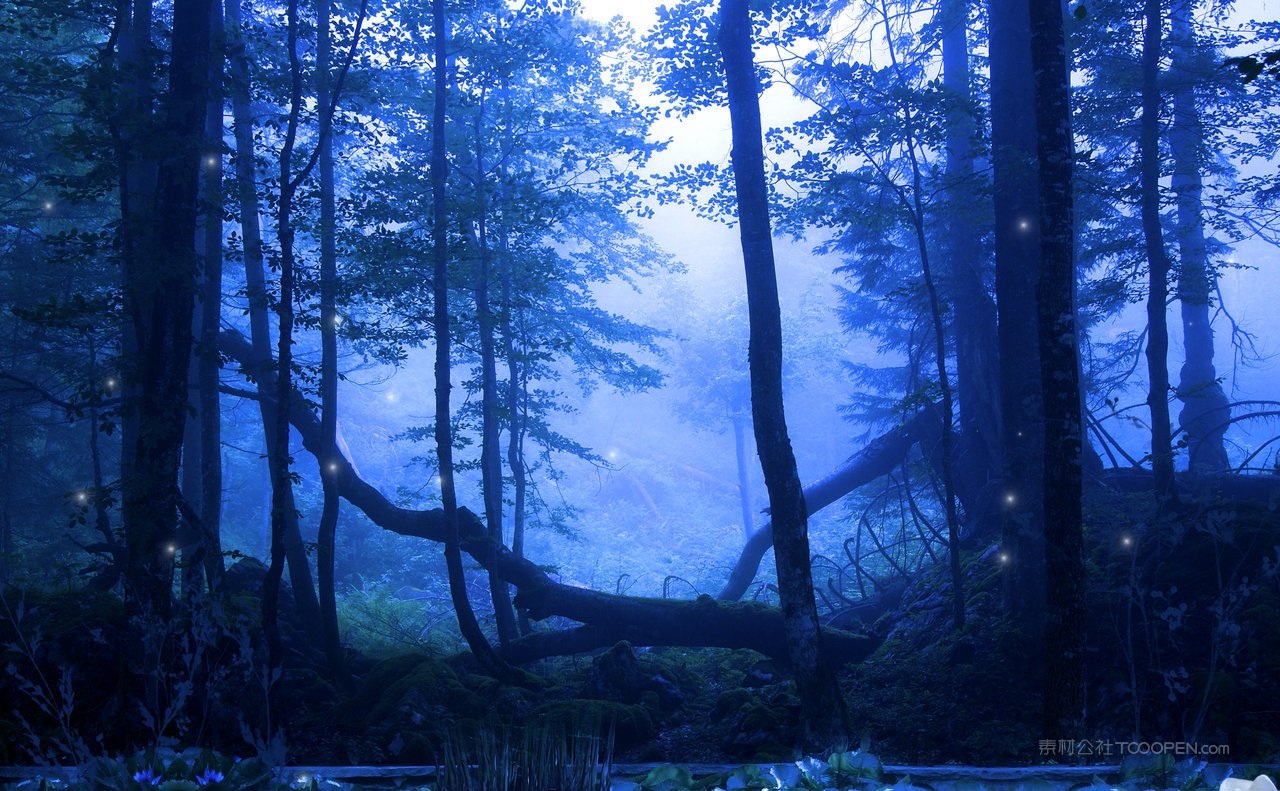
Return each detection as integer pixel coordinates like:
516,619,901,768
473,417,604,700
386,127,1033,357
1,0,1279,786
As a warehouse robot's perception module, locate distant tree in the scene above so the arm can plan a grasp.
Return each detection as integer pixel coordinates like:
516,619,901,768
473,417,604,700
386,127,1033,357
1140,0,1177,502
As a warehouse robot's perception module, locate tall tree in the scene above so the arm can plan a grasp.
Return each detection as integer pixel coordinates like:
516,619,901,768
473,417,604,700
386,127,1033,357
225,0,322,630
989,0,1045,627
430,0,511,679
1168,0,1230,473
1029,0,1087,739
114,0,213,625
1140,0,1177,502
940,0,1002,535
316,0,345,679
717,0,847,752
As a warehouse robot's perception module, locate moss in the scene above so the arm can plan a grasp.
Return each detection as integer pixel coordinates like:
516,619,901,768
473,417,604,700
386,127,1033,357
366,656,485,724
530,699,654,748
713,687,753,719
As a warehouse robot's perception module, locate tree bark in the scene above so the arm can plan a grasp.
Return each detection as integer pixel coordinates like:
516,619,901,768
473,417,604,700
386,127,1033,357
940,0,1002,535
989,0,1046,629
1169,0,1230,473
1029,0,1086,741
316,0,345,681
225,0,321,630
430,0,512,679
1140,0,1177,503
116,0,212,625
473,102,519,649
718,0,847,751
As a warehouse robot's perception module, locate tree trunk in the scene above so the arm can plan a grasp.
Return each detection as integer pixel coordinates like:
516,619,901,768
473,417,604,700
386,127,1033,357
1140,0,1178,503
717,0,847,752
1169,0,1230,473
263,0,310,715
117,0,212,626
1028,0,1086,740
940,0,1002,534
225,0,321,629
316,0,345,681
989,0,1046,631
430,0,512,680
189,1,226,592
473,103,519,649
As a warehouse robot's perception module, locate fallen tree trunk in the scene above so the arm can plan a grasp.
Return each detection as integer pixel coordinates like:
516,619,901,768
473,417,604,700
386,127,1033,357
218,328,878,665
717,405,942,601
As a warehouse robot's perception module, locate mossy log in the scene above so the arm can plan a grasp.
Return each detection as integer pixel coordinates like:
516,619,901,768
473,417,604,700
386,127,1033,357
218,328,880,666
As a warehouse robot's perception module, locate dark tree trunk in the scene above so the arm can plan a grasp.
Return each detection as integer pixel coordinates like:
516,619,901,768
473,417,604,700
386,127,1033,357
185,0,226,593
989,0,1046,629
263,0,310,715
430,0,512,680
116,0,212,626
1029,0,1087,740
316,0,345,681
225,0,321,629
473,105,519,649
1169,0,1230,473
1140,0,1177,503
718,0,847,751
940,0,1002,534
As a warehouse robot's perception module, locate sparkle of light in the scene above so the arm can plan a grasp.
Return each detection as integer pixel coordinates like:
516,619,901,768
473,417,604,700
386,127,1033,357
385,392,396,402
105,378,116,389
1018,219,1030,231
1121,535,1133,547
328,463,339,472
167,545,176,554
999,552,1010,563
1004,493,1016,505
43,201,54,211
206,156,218,167
608,450,618,460
76,492,87,502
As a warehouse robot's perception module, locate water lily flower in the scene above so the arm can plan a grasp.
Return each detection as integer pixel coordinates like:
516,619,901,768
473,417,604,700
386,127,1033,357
131,768,161,785
196,767,225,785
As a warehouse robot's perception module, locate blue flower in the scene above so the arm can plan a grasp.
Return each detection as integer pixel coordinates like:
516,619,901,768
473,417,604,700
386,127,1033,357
131,768,161,785
196,767,225,786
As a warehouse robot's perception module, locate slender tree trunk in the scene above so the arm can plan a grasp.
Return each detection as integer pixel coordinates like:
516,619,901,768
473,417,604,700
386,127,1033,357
731,414,754,542
315,0,345,681
988,0,1045,630
225,0,321,628
941,0,1002,533
473,104,519,649
1140,0,1178,503
1169,0,1230,472
430,0,510,678
1029,0,1086,740
263,0,311,715
718,0,847,752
